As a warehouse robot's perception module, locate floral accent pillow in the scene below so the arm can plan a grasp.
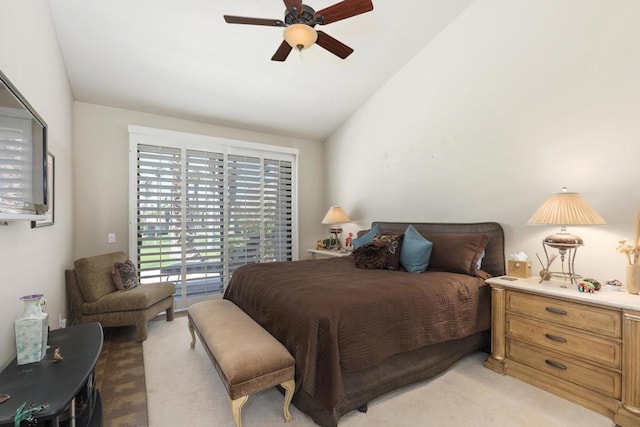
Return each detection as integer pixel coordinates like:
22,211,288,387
353,241,390,269
373,233,404,270
353,234,404,270
111,260,139,291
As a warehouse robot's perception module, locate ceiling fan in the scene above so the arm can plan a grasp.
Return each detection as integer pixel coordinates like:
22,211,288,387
224,0,374,62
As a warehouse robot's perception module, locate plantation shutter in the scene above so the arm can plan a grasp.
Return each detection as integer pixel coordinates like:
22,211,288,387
130,126,297,309
184,149,226,296
263,158,293,262
227,155,293,272
135,144,183,284
227,155,262,273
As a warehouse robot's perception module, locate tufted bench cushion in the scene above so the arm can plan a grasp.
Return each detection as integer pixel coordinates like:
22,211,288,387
188,299,295,427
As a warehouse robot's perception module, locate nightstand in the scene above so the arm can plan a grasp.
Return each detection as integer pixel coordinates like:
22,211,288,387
484,276,640,426
307,249,352,260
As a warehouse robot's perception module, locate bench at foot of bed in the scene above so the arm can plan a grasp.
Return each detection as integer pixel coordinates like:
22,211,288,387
188,299,295,427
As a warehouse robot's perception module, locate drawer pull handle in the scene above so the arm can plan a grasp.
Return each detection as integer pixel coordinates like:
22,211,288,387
545,333,567,343
545,306,567,315
545,359,567,370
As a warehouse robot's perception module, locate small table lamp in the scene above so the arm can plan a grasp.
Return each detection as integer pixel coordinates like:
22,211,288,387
321,205,351,251
528,187,606,285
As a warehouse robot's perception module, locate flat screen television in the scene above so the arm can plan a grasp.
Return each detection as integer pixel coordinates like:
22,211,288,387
0,68,48,220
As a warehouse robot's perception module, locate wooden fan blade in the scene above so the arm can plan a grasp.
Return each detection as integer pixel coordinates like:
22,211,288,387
315,31,354,59
271,40,293,61
283,0,303,15
315,0,373,25
224,15,285,27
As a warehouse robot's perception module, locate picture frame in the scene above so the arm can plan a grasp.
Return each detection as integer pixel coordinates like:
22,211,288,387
31,152,54,228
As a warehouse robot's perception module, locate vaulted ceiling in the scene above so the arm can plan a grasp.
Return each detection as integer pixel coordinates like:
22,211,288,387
49,0,474,141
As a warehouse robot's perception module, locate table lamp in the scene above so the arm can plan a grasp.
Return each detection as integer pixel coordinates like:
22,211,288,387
528,187,606,285
321,205,350,251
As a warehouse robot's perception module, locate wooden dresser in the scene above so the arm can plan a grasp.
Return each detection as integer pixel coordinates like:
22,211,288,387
484,276,640,427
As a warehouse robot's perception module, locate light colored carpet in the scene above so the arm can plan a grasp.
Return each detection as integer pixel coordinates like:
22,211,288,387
143,316,613,427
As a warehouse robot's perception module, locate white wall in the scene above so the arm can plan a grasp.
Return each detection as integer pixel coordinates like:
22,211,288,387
0,1,74,370
325,0,640,283
73,102,324,261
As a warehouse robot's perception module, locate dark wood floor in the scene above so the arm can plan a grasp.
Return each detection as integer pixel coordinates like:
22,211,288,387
95,325,148,427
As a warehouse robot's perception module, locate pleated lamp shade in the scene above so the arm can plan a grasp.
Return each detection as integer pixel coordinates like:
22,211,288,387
322,205,350,224
528,188,606,226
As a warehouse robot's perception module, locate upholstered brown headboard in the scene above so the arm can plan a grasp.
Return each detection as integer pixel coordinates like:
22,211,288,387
360,222,506,277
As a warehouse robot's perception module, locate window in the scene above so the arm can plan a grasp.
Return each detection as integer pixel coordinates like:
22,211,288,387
129,126,297,309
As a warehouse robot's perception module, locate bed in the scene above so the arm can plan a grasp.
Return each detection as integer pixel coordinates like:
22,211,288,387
223,222,505,426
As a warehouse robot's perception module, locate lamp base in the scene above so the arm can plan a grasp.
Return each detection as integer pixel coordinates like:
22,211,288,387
543,270,583,285
544,232,583,247
327,226,343,251
539,236,583,286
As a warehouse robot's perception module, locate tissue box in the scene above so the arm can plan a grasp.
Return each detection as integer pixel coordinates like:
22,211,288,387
508,260,532,278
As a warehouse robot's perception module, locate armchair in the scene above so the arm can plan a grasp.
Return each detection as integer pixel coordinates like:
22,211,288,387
65,252,175,341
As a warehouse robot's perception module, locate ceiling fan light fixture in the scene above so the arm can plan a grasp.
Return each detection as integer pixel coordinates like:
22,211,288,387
284,23,317,50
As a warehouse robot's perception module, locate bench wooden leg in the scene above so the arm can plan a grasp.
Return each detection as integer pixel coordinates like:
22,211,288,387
230,395,248,427
188,319,196,349
281,379,295,423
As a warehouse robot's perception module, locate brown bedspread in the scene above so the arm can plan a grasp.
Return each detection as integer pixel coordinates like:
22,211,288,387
223,256,491,410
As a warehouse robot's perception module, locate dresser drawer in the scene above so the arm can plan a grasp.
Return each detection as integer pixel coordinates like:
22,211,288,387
507,340,621,399
506,290,621,338
506,314,621,369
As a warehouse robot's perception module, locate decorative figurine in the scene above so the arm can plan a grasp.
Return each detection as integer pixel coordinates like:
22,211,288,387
577,281,596,293
536,253,557,283
53,347,63,362
606,279,622,287
345,232,353,250
13,402,48,427
539,269,552,281
582,278,601,290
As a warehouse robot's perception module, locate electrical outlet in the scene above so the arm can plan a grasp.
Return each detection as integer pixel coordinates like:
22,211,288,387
108,233,116,243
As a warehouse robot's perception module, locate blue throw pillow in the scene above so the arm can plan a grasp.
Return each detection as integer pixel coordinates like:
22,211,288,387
400,225,433,273
352,224,381,250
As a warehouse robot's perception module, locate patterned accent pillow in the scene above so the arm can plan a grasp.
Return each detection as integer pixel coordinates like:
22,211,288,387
353,241,390,269
373,233,404,270
112,260,139,291
353,234,404,270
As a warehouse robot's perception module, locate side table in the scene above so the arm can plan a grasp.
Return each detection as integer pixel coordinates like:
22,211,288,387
484,276,640,426
0,322,103,427
307,249,352,260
